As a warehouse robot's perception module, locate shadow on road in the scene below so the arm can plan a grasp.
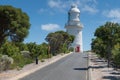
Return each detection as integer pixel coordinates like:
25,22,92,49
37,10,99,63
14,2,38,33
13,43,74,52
110,72,120,75
83,56,88,59
88,65,104,69
73,67,88,70
102,76,120,80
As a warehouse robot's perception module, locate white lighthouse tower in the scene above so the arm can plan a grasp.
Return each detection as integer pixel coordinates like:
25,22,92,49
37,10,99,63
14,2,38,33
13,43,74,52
65,4,83,53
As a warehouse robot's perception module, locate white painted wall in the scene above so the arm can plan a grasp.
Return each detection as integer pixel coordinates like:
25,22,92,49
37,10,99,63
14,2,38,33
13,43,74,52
65,5,83,53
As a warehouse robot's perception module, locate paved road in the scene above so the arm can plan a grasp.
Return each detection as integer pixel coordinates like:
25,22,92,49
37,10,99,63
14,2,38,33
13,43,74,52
20,52,88,80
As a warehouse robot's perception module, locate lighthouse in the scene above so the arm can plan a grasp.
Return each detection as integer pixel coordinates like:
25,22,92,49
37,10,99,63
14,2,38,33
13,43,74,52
65,4,83,53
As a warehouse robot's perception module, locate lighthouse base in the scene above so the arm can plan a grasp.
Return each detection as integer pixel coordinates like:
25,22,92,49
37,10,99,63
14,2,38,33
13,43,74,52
74,45,83,53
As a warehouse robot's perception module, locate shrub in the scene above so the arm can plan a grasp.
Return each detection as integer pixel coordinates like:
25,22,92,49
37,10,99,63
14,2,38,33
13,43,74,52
69,47,74,52
21,51,31,58
39,53,46,60
0,54,2,58
112,43,120,68
0,42,20,56
0,55,14,72
11,53,33,68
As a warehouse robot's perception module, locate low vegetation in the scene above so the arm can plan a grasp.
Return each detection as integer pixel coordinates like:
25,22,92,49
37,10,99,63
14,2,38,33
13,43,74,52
0,39,74,71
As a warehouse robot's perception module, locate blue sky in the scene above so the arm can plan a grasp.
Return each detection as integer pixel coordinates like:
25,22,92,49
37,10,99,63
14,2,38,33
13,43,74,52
0,0,120,51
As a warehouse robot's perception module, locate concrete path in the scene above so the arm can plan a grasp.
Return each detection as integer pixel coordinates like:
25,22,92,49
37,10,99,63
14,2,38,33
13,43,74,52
20,53,88,80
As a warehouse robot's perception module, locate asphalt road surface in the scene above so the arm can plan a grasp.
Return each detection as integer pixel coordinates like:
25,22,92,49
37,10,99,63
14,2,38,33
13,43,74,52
21,52,88,80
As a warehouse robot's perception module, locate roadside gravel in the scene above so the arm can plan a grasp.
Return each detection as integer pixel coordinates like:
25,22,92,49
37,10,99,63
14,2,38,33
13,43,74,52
89,52,120,80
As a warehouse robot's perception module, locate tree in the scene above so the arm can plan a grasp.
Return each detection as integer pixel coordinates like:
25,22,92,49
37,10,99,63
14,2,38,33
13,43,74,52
91,22,120,67
0,5,30,46
91,38,106,58
45,31,74,55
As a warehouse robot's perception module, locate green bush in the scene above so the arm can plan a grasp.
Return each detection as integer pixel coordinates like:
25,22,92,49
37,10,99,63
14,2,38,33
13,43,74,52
0,42,20,56
0,41,57,70
0,42,33,70
16,43,28,51
69,47,74,52
0,55,14,72
112,43,120,67
0,54,2,58
26,42,38,59
39,53,47,60
11,53,33,69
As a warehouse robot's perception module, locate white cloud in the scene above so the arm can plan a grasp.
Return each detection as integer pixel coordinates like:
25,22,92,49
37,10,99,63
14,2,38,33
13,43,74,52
103,9,120,23
48,0,67,12
38,8,47,14
82,5,98,14
47,0,98,14
48,0,67,9
48,0,60,8
41,24,60,31
103,9,120,18
39,8,44,13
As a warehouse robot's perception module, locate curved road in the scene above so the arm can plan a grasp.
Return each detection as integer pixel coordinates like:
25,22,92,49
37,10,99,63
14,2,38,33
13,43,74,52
20,52,88,80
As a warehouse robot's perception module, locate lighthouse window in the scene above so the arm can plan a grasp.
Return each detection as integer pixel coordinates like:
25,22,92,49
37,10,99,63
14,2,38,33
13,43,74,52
68,12,70,21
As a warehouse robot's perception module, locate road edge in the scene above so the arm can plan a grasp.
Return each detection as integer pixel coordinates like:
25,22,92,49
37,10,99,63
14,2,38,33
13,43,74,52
88,52,91,80
9,52,73,80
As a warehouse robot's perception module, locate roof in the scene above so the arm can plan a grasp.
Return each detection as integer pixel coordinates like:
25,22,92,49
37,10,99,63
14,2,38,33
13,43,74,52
69,4,80,13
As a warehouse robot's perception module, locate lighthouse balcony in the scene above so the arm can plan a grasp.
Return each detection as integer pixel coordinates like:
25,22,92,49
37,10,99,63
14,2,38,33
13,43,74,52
65,22,83,28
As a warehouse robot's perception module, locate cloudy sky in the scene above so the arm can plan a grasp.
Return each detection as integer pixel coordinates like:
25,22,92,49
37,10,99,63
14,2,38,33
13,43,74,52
0,0,120,51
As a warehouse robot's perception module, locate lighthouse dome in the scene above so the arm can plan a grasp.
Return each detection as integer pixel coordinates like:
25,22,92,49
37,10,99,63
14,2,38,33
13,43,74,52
69,4,80,13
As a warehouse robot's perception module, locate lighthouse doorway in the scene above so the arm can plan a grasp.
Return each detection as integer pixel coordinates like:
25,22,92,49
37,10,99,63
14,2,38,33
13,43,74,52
75,45,80,52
